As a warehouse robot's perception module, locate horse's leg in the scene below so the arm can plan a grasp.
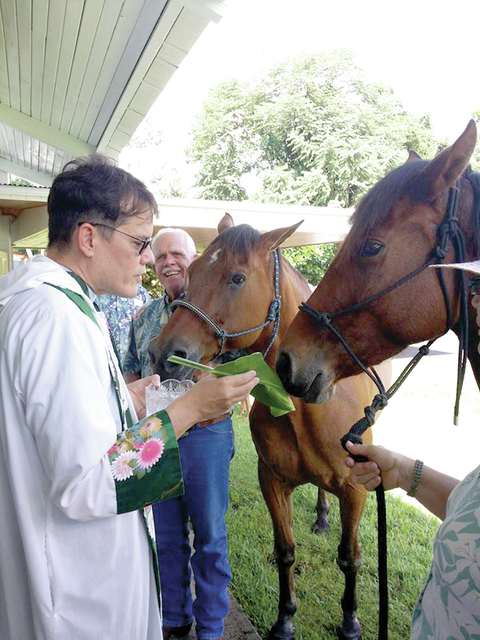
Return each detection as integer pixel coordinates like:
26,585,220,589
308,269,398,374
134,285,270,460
258,459,297,640
336,486,367,640
312,487,330,534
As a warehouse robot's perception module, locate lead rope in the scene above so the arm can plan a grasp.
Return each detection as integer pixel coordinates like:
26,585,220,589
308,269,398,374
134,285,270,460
340,340,436,640
302,301,438,639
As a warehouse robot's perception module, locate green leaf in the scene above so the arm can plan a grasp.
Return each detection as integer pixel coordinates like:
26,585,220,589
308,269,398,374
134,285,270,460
167,352,295,417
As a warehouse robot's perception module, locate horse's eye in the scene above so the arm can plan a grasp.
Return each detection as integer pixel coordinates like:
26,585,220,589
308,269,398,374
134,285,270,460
231,274,246,285
360,241,384,257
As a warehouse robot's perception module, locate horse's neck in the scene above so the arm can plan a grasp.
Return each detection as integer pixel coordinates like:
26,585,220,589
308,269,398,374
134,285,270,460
452,174,480,387
459,172,480,259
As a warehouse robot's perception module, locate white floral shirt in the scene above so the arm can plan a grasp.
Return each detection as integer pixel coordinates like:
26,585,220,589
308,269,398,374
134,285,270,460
123,293,174,377
95,286,150,362
411,465,480,639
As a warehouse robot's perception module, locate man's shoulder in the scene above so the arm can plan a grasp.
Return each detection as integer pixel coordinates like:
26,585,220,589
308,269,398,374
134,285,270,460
133,295,168,324
2,284,95,345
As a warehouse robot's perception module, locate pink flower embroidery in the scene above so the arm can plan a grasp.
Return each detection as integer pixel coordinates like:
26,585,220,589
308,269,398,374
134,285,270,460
117,442,128,454
111,451,136,481
139,416,163,439
136,438,165,470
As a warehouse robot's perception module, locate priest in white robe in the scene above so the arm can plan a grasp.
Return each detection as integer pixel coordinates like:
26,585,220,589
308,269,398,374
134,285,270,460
0,155,258,640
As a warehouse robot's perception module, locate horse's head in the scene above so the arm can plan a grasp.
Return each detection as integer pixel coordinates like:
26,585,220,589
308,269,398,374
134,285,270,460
149,216,303,379
277,120,478,402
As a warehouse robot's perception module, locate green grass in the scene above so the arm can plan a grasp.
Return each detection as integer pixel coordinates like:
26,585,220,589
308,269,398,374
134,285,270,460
227,410,440,640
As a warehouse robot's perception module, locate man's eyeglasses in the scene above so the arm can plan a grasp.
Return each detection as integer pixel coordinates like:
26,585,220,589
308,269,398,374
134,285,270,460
91,223,152,255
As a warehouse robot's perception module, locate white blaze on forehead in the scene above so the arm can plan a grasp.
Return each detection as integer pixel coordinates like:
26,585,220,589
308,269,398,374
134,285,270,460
209,249,221,264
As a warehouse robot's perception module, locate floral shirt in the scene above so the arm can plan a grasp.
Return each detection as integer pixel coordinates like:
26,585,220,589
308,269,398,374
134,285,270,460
123,292,173,378
411,465,480,639
95,286,150,362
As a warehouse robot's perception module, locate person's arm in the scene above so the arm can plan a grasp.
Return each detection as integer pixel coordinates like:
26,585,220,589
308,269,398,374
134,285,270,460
345,442,459,520
21,296,183,520
110,370,259,513
166,371,259,439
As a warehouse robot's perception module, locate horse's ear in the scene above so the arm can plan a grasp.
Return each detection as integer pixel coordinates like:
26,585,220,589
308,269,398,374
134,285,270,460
218,212,234,234
406,149,422,163
259,220,304,252
412,120,477,200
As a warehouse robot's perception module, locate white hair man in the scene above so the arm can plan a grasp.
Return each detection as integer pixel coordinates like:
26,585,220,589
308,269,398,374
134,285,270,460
123,227,197,382
123,227,235,640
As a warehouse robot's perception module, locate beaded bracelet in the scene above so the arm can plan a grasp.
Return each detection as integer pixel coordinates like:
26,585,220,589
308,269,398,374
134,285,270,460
407,459,424,497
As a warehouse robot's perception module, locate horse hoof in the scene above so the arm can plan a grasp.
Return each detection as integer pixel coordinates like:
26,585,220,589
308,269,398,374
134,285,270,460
338,614,362,640
311,519,329,535
268,631,295,640
268,620,295,640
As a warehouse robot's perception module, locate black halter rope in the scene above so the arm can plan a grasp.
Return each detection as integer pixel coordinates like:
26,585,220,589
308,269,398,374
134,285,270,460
171,249,282,361
299,183,472,640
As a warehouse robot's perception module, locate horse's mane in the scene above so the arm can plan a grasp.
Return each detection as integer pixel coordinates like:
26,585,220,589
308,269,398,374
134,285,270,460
209,223,310,292
210,224,261,261
351,160,480,246
350,160,429,239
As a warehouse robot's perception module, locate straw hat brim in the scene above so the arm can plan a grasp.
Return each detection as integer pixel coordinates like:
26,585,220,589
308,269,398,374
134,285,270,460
430,260,480,276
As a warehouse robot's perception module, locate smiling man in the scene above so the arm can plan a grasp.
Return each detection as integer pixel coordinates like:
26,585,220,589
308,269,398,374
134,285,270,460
123,227,237,640
123,227,198,382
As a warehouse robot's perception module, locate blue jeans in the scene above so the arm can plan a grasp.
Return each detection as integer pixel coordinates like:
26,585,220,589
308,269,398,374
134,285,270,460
153,417,234,640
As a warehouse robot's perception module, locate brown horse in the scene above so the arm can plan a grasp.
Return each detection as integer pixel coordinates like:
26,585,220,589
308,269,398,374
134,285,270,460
149,217,391,640
277,120,480,402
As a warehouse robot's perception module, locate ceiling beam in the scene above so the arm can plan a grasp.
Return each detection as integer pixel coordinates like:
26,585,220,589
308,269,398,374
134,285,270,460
0,103,95,157
89,0,169,148
96,0,226,156
0,157,53,186
10,204,48,247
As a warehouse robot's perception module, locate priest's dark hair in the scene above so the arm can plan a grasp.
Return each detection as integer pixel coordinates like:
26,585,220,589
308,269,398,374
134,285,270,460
47,154,157,250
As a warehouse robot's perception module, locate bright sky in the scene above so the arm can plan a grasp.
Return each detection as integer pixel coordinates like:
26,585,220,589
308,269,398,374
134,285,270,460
120,0,480,185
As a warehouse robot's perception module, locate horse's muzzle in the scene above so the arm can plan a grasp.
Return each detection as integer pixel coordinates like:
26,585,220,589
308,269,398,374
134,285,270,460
148,346,194,381
276,350,335,403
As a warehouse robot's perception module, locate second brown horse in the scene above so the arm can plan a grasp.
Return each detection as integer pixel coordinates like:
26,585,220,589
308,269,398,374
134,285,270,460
149,217,391,640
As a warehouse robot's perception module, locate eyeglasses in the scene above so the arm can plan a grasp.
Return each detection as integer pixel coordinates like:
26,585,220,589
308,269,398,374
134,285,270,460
91,223,152,255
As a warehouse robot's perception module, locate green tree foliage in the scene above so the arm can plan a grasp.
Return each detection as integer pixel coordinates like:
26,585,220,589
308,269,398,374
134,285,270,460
142,264,163,299
188,49,440,207
283,243,338,286
9,177,36,187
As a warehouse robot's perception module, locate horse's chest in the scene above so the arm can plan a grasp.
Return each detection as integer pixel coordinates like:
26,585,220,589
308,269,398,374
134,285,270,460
249,409,340,486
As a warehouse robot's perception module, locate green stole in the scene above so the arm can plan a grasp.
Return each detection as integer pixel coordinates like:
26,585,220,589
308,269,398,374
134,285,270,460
46,270,185,603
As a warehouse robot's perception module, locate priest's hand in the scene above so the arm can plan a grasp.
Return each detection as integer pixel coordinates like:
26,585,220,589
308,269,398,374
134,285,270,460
166,371,259,439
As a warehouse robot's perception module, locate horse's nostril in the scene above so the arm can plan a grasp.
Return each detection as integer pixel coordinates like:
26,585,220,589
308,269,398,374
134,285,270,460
276,351,292,384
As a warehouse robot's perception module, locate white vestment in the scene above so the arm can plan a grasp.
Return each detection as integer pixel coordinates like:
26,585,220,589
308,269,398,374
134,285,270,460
0,256,162,640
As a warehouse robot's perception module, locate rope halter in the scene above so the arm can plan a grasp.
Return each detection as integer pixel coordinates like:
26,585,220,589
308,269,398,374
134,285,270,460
171,249,282,361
